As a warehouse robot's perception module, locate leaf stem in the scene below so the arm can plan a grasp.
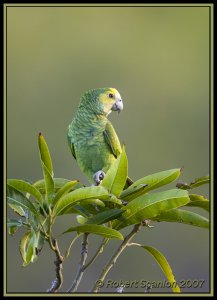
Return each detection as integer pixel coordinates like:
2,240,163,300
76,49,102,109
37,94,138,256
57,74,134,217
67,233,89,293
65,234,81,258
38,220,49,238
83,238,109,271
91,223,142,293
127,242,142,247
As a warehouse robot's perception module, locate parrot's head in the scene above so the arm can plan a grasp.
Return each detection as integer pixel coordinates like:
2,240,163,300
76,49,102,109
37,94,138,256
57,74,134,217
79,88,123,116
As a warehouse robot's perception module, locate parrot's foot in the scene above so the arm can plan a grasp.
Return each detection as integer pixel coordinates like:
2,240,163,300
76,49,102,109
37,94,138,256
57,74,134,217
93,170,106,186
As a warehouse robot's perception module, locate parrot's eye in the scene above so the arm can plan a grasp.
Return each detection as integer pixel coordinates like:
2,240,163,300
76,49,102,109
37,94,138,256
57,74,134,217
108,93,114,98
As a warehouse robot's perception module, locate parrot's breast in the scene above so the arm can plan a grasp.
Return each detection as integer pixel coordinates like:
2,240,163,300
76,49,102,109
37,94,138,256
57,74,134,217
69,113,115,183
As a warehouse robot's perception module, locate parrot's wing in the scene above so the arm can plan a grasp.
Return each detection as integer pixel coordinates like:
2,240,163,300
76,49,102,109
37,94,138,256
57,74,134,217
103,121,122,158
68,138,76,160
104,121,134,188
67,125,76,160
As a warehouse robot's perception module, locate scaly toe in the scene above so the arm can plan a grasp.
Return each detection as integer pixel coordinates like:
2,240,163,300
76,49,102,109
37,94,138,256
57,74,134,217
93,170,106,186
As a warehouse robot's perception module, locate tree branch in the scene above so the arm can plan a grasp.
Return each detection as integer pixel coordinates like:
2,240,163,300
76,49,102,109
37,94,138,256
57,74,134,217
91,223,142,293
83,237,109,271
47,238,63,293
67,233,89,293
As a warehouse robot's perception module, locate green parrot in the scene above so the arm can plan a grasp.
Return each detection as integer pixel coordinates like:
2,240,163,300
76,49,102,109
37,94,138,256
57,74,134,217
67,87,132,186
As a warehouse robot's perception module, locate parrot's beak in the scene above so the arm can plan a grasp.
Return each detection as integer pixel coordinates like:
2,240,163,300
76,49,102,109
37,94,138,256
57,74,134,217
111,98,123,113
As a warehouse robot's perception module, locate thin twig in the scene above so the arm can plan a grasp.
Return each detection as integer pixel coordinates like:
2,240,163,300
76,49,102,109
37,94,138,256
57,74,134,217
91,223,142,293
47,238,64,293
65,234,81,258
38,222,49,238
67,233,89,293
83,238,109,271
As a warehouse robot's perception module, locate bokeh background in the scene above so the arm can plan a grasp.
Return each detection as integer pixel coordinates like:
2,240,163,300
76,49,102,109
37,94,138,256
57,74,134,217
6,5,210,294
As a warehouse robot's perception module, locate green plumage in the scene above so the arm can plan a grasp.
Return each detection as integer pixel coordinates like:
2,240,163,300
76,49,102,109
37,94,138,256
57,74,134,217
67,88,123,184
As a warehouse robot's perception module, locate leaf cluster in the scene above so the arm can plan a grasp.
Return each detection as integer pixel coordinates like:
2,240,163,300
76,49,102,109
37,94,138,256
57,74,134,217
7,134,209,292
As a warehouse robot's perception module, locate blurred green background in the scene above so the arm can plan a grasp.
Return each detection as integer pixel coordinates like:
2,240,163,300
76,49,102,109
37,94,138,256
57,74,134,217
7,5,210,293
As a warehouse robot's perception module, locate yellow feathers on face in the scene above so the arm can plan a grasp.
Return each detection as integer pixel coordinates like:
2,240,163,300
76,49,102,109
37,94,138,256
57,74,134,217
99,88,123,115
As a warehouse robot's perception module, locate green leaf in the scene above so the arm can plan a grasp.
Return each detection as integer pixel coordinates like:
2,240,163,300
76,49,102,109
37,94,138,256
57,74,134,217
76,215,88,224
189,194,209,202
8,203,26,217
7,219,22,227
82,199,105,207
38,133,53,176
186,194,209,211
85,209,124,225
54,186,109,216
20,231,31,264
25,230,37,266
20,231,37,266
32,231,45,262
151,208,209,228
190,175,210,188
53,180,79,205
33,178,83,195
75,203,106,216
101,195,123,206
114,189,189,230
121,168,181,201
101,147,128,197
56,202,98,217
63,224,124,240
7,186,26,216
26,231,37,266
136,245,180,293
120,184,148,202
186,194,209,212
41,161,54,204
38,133,54,203
7,179,43,204
176,175,210,190
33,178,70,194
7,186,39,217
55,205,84,216
72,204,91,218
7,219,23,235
